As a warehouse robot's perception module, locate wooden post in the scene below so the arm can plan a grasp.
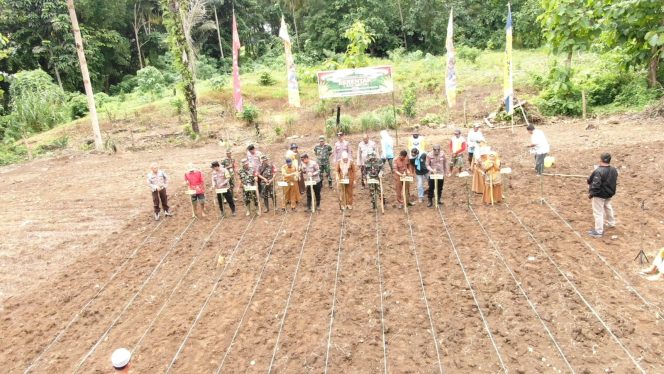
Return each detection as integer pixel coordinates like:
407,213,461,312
392,90,399,146
379,176,385,214
309,177,316,213
582,89,587,120
434,177,439,208
402,178,408,213
463,98,468,128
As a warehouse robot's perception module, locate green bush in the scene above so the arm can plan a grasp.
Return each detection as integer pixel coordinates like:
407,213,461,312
94,92,111,109
457,44,481,63
183,124,198,140
110,75,138,95
258,71,276,86
377,107,397,129
358,112,380,132
536,65,582,116
69,94,89,119
238,104,259,126
196,55,219,80
136,66,166,93
170,97,185,117
0,143,26,165
325,115,353,137
274,126,284,136
614,79,662,107
208,75,229,91
420,113,443,126
402,83,417,118
387,47,406,61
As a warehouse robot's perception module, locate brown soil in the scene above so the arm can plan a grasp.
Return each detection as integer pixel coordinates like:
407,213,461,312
1,114,663,373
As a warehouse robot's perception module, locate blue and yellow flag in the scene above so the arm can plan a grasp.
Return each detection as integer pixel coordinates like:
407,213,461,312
504,5,514,115
445,9,456,109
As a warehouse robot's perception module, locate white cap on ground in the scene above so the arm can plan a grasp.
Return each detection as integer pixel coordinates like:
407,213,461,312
111,348,131,369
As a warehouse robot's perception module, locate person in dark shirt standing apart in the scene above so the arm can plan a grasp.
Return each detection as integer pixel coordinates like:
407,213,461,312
587,152,618,238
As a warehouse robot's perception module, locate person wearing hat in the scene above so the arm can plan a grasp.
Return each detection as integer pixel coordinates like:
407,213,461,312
280,157,300,211
526,125,550,175
357,133,379,189
301,153,322,212
333,132,352,164
314,135,334,188
365,150,385,210
467,123,486,163
394,149,415,208
257,154,277,213
211,161,236,216
184,163,206,218
449,129,467,175
472,141,491,194
407,129,426,159
286,143,305,195
587,152,618,238
482,151,503,204
335,151,357,210
147,162,172,221
221,149,238,198
426,145,451,207
410,148,428,203
238,158,259,216
111,347,131,372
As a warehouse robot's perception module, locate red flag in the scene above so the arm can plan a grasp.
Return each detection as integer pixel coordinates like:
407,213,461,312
232,11,243,112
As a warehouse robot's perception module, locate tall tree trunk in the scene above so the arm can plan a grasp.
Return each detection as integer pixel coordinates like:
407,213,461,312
647,46,661,88
66,0,103,151
291,1,300,51
48,48,64,90
161,0,199,134
133,3,145,69
214,5,224,59
396,0,407,49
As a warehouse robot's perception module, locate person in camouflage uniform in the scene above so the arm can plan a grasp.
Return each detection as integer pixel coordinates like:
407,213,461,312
314,135,334,188
221,149,237,197
365,151,385,210
257,154,276,213
238,159,259,216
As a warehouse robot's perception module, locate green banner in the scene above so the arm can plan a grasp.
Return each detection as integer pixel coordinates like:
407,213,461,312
317,66,394,99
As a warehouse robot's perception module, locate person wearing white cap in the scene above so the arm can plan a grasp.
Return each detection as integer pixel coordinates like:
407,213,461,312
335,151,357,210
467,123,485,163
111,347,131,372
184,163,206,218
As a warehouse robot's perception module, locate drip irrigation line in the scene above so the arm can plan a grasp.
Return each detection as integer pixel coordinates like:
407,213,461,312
213,213,288,372
323,212,346,374
405,209,444,373
542,199,664,321
267,212,315,373
436,207,508,373
468,205,575,373
22,218,167,374
504,203,646,374
71,217,197,373
165,217,256,373
374,209,389,374
131,218,226,355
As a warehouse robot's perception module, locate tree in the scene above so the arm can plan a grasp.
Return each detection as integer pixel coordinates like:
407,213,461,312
343,21,375,68
538,0,601,67
603,0,664,88
161,0,199,133
67,0,103,151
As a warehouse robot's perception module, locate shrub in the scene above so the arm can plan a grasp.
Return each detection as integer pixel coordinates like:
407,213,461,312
420,113,443,126
536,64,582,116
183,124,198,140
0,143,26,165
457,44,481,64
402,83,417,118
358,111,380,132
110,75,138,95
614,79,662,107
238,104,259,126
69,94,89,119
94,92,111,109
196,55,219,80
171,97,185,118
387,47,406,61
325,115,353,137
136,66,166,93
274,126,284,136
258,71,276,86
208,75,229,91
377,107,397,129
